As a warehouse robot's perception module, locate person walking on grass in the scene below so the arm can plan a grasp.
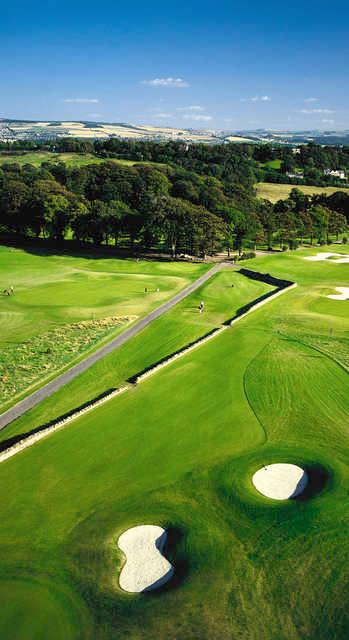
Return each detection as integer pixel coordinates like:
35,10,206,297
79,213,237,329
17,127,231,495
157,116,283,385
199,300,204,314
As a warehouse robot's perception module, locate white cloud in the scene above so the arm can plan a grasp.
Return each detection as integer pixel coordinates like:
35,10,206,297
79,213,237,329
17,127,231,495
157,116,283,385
182,113,213,121
223,117,234,122
62,98,99,103
176,105,204,111
300,108,334,114
154,112,173,119
241,95,271,102
251,95,271,102
304,97,318,103
321,119,335,124
141,77,189,88
88,113,102,118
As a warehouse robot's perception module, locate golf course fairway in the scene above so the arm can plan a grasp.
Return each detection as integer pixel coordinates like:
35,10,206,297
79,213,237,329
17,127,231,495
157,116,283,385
0,245,349,639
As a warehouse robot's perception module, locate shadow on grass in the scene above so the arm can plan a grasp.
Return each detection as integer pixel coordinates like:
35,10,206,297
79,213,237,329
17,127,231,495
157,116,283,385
143,526,190,596
223,268,295,325
0,235,191,263
224,288,280,324
294,464,330,501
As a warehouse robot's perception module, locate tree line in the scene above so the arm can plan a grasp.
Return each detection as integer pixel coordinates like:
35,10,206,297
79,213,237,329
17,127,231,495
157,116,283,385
0,150,348,257
2,136,348,188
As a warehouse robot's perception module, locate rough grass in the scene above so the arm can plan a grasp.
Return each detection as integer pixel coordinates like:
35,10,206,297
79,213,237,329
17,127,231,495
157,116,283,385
0,246,349,639
0,315,131,403
255,181,348,202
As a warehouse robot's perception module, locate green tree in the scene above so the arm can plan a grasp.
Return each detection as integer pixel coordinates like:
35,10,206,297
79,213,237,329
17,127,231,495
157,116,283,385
42,194,72,241
258,201,277,250
309,205,330,244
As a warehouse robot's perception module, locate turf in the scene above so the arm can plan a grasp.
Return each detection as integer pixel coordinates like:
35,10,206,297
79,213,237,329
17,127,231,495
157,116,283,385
0,245,208,410
0,246,349,639
255,181,348,202
0,267,273,443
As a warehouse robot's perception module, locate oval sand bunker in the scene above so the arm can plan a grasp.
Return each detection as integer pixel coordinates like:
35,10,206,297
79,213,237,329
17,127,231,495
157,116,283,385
252,463,308,500
118,525,174,593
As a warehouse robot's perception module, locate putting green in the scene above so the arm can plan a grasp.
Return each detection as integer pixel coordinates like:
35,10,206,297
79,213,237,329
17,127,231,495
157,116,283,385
0,245,349,639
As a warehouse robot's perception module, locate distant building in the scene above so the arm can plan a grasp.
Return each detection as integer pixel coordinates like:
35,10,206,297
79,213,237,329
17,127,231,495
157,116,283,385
324,169,346,179
286,171,304,179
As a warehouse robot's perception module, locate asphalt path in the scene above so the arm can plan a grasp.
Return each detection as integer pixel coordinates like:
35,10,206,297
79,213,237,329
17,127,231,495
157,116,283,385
0,262,227,431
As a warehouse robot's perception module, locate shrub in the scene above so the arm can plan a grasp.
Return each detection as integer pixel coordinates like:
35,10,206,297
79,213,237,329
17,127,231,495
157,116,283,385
288,239,299,250
238,251,256,260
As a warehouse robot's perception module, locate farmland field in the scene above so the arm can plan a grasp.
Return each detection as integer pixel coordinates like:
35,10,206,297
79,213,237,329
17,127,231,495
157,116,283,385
0,152,163,168
0,245,349,639
255,181,348,202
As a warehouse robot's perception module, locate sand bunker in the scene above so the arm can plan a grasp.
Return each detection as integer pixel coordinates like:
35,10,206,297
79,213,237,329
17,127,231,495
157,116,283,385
118,525,174,593
252,463,308,500
327,286,349,300
304,252,349,263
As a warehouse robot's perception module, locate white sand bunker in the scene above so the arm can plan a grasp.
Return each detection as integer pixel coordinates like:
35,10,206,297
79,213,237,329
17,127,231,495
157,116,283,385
118,525,174,593
327,287,349,300
304,252,349,263
252,463,308,500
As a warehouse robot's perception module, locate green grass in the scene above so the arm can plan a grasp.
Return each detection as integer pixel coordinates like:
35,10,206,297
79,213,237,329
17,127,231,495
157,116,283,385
0,577,93,640
0,245,208,410
0,151,165,168
255,181,348,202
0,267,273,442
0,246,349,639
259,159,282,169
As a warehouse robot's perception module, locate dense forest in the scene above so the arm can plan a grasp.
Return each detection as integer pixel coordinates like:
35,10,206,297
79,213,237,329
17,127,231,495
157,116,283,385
0,140,348,257
2,137,349,185
253,142,349,186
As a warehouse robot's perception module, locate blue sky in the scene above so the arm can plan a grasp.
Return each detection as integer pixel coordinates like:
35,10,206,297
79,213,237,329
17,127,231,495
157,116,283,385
1,0,349,130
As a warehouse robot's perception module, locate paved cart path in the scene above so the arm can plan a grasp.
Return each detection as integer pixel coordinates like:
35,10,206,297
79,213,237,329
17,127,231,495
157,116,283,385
0,262,228,431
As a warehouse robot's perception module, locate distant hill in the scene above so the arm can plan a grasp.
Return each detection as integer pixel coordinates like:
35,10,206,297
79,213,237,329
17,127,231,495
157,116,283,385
0,119,225,144
232,129,349,146
1,120,349,145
